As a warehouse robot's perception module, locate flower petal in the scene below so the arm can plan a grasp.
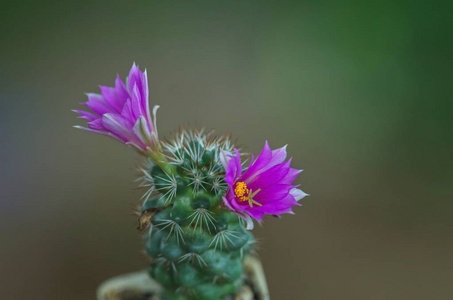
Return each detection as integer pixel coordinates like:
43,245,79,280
133,116,153,147
220,150,233,170
222,196,255,230
88,118,106,131
127,63,148,111
256,184,292,203
247,160,291,189
73,109,99,121
130,83,146,121
73,126,124,143
241,141,272,181
102,113,138,144
290,188,307,201
281,168,303,184
83,93,114,116
246,209,264,222
120,98,134,122
270,144,288,166
100,86,122,114
224,154,239,185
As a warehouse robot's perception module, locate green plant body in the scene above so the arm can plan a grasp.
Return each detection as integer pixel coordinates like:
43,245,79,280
138,130,255,300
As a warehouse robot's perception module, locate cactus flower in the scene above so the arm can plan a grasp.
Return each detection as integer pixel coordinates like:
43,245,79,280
221,142,306,229
74,63,159,153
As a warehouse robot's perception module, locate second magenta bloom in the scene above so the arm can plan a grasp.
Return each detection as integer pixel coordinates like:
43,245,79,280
221,142,306,229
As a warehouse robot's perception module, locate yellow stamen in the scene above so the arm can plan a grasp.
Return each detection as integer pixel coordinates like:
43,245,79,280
234,181,262,207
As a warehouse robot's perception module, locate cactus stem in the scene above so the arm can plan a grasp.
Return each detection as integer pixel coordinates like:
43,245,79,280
155,219,185,246
209,230,243,254
178,253,209,268
185,209,217,236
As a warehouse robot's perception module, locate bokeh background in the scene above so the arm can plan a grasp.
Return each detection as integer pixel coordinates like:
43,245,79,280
1,1,452,299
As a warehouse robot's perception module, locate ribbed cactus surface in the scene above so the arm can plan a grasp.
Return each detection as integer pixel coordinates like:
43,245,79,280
138,130,255,300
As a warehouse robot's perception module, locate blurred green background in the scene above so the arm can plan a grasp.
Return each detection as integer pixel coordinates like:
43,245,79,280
1,1,452,299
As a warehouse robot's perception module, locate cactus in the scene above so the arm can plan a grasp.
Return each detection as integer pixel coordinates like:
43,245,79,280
137,130,254,300
74,63,306,300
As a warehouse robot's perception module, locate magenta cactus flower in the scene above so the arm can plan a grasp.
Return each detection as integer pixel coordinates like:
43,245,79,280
221,142,307,229
73,63,159,153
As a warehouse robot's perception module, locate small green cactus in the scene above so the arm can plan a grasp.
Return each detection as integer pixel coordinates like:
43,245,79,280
138,130,254,300
75,64,306,300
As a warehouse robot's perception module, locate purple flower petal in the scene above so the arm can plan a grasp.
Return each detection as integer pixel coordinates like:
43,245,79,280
73,110,98,121
271,145,287,162
255,184,291,203
130,84,146,121
247,159,291,189
246,209,265,222
281,168,303,184
73,126,124,143
133,116,153,146
100,86,123,114
241,141,272,181
83,93,113,116
220,150,232,170
223,196,255,230
101,113,133,141
88,118,106,131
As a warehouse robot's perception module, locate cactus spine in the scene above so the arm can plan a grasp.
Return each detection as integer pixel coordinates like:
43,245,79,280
138,130,255,300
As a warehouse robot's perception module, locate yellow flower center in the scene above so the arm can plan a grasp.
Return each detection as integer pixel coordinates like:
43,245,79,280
234,182,248,201
234,181,262,207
